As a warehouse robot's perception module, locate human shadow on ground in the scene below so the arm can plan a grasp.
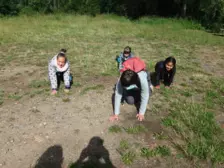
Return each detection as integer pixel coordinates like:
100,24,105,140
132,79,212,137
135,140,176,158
34,145,64,168
70,136,116,168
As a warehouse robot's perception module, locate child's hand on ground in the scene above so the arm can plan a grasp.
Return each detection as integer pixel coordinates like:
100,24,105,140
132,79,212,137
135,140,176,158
155,85,160,89
109,115,119,121
150,85,154,92
51,90,57,95
136,114,144,121
64,89,70,93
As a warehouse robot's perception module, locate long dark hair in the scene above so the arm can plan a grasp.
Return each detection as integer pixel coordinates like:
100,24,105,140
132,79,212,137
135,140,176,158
120,70,138,87
123,46,131,54
164,56,176,67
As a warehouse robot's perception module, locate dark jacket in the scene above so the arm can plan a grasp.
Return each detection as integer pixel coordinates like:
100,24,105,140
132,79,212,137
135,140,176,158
155,61,176,86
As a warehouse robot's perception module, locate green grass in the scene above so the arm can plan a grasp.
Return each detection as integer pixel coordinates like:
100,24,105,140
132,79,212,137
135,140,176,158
121,151,136,165
108,125,122,133
0,89,4,105
1,14,224,76
29,80,49,88
28,80,50,97
180,90,193,97
109,125,148,134
72,82,82,87
80,84,105,95
162,116,178,127
62,97,70,102
141,145,171,158
203,78,224,109
117,139,137,165
160,86,176,100
153,131,169,140
0,14,224,167
124,125,147,134
119,139,130,151
163,102,224,163
8,92,23,100
29,90,45,98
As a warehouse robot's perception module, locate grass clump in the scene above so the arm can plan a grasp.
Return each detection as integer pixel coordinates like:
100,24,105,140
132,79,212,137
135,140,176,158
62,97,70,102
153,131,169,140
161,86,176,100
8,92,23,100
29,80,49,88
29,90,45,98
204,78,224,108
162,116,177,127
124,125,147,134
117,140,136,165
141,145,171,158
163,102,224,163
180,90,193,97
119,139,130,151
80,84,105,95
73,82,82,87
0,89,4,105
108,125,122,133
121,151,136,165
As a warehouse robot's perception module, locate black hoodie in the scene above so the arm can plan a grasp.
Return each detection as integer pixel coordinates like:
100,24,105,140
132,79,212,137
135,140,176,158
155,61,176,86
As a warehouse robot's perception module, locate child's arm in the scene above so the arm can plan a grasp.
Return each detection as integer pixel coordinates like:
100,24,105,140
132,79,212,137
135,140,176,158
63,64,70,89
138,71,150,115
114,80,123,115
167,66,176,86
155,63,161,86
117,53,124,70
48,63,57,90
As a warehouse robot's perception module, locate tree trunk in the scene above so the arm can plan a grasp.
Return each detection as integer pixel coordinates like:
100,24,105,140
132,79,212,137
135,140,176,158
53,0,57,10
181,0,187,17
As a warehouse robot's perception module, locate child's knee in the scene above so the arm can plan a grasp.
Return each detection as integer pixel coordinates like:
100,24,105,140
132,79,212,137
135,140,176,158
125,96,135,105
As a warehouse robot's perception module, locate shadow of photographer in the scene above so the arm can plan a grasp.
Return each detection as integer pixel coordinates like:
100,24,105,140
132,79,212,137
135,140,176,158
34,137,116,168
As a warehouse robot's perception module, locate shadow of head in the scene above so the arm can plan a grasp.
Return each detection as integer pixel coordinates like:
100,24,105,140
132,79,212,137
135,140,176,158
70,136,116,168
34,145,63,168
88,136,104,147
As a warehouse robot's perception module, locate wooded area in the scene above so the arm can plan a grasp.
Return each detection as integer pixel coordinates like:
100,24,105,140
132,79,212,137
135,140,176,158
0,0,224,31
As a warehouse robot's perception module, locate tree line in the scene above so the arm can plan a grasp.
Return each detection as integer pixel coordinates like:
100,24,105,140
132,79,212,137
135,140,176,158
0,0,224,31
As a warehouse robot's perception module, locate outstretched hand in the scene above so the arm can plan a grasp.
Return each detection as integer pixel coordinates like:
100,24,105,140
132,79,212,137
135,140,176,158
109,115,119,122
51,90,57,95
136,114,144,121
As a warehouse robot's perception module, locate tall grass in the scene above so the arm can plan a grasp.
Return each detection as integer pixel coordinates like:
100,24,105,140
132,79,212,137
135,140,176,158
162,102,224,163
0,14,224,78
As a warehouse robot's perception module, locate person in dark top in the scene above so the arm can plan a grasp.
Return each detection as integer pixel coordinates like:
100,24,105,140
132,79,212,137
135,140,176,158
154,57,176,89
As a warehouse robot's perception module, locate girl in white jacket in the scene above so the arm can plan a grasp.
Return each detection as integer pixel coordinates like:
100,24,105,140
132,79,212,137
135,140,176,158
48,49,72,95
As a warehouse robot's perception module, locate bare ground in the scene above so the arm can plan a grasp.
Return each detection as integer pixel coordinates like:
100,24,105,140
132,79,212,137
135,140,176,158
0,63,188,168
0,45,224,168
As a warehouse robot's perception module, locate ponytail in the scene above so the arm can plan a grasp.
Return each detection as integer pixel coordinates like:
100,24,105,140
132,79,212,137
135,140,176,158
57,48,67,62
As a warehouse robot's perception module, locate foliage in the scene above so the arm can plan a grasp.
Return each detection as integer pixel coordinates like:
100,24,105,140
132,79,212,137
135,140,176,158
0,0,223,31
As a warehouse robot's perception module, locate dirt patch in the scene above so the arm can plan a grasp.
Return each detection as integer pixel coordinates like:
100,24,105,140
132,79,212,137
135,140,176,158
197,46,224,77
0,65,123,168
0,88,118,168
0,61,222,168
0,65,45,92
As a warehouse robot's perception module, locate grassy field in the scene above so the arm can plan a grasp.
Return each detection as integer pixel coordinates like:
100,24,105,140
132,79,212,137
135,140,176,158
0,14,224,167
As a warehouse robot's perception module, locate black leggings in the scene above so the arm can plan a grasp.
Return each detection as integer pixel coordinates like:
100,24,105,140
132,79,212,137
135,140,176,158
112,90,141,112
56,72,73,89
